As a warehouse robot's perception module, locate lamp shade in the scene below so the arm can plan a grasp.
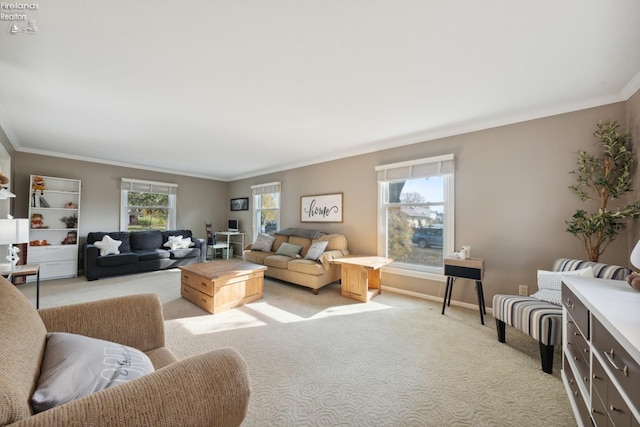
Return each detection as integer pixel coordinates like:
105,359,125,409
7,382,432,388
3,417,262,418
631,240,640,270
0,219,29,245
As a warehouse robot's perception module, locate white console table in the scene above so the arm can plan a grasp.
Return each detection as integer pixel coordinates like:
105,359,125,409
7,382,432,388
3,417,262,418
214,232,245,259
562,276,640,426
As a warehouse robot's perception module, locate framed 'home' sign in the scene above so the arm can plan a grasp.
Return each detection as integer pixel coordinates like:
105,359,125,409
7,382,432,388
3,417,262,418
300,193,343,223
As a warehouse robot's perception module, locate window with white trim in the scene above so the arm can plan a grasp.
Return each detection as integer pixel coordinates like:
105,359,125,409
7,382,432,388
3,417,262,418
252,181,281,240
120,178,177,231
376,155,454,274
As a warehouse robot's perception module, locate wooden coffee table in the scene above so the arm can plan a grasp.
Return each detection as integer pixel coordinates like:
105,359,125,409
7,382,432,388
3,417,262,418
179,260,267,314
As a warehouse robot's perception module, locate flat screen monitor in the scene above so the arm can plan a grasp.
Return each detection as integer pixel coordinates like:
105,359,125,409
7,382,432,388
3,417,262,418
228,219,239,232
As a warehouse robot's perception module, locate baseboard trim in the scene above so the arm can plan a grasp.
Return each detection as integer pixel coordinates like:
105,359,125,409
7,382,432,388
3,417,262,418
382,285,494,314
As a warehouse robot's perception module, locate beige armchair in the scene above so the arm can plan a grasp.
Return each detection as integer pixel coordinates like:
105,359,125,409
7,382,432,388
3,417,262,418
0,276,250,426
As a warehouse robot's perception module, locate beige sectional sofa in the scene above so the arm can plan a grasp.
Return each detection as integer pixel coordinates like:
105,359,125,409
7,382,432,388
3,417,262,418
243,228,349,294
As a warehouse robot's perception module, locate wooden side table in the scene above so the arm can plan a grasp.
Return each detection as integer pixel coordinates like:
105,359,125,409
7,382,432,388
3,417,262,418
1,264,41,308
442,257,486,324
332,256,393,302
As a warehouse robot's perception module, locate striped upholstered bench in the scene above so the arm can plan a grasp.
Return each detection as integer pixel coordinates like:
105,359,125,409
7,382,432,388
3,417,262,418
492,258,630,374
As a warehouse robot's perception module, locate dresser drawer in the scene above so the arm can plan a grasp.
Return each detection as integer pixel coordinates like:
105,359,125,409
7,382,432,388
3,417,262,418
26,260,77,281
181,271,213,295
564,355,591,425
562,284,589,339
181,283,213,312
567,318,590,366
592,316,640,416
28,245,78,263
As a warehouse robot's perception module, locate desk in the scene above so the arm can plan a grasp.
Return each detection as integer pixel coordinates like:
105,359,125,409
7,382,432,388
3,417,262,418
442,257,486,324
214,232,245,259
332,256,393,302
1,264,41,308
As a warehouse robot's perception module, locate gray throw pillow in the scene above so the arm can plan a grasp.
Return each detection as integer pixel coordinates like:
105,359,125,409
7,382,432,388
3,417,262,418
275,242,303,258
304,240,329,261
252,233,275,252
32,332,155,413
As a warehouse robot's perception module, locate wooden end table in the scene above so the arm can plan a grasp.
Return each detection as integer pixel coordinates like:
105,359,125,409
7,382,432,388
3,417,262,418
332,256,393,302
1,264,41,308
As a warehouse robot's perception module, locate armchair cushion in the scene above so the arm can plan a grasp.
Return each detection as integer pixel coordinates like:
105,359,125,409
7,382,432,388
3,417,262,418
531,267,593,305
32,332,155,413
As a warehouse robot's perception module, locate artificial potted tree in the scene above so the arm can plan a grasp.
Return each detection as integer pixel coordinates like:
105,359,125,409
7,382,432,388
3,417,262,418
566,120,640,262
60,214,78,229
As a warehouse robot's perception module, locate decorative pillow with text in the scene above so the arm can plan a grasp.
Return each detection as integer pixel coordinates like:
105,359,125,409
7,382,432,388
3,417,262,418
32,332,155,413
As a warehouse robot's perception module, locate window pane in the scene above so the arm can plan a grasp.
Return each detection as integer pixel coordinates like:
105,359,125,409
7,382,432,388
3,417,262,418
127,191,169,231
254,193,280,234
384,176,447,270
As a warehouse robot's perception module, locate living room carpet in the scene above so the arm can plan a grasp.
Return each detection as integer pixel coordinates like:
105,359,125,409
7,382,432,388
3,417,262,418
19,269,576,427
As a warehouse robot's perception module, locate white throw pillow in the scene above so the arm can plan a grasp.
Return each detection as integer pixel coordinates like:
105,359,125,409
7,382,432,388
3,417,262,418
32,332,155,413
304,240,329,261
94,235,122,256
252,233,275,252
163,235,194,250
531,267,594,305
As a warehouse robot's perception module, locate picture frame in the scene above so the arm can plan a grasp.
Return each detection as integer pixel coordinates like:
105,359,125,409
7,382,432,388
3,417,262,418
300,193,343,223
230,197,249,211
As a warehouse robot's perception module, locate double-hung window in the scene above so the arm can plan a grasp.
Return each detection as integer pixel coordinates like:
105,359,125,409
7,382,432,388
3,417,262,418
251,181,281,239
376,155,454,276
120,178,177,231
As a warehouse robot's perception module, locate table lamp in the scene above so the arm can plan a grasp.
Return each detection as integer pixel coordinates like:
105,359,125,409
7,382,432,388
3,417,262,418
0,218,30,270
631,240,640,271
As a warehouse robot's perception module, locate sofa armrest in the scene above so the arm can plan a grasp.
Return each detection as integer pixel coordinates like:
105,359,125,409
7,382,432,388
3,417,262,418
38,294,165,352
83,244,100,281
318,249,350,270
11,348,250,427
193,237,207,262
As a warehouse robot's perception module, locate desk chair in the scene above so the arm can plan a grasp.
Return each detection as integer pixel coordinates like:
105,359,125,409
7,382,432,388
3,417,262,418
205,222,228,260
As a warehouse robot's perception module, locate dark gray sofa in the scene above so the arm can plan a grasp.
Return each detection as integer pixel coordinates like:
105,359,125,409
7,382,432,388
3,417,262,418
83,229,206,281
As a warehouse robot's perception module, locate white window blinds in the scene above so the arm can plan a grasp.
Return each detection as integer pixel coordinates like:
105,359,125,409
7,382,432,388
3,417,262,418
375,154,454,182
251,181,281,195
121,178,178,194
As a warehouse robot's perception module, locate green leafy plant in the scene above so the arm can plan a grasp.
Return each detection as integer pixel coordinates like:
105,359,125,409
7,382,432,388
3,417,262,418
566,120,640,261
60,214,78,228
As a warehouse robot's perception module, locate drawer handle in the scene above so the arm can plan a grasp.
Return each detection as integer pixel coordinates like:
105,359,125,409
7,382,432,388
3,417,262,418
604,349,629,377
610,405,622,412
592,408,603,414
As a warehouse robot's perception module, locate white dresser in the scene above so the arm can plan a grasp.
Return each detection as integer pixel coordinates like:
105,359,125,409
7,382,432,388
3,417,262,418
562,276,640,426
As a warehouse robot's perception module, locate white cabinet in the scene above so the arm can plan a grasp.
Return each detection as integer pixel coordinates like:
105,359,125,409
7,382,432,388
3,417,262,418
27,175,81,280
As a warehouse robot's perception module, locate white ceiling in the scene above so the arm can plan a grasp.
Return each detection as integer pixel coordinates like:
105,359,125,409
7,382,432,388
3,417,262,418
1,1,639,181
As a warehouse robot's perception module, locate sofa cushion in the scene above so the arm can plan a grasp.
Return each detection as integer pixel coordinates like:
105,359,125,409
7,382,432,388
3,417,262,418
272,235,289,252
96,252,139,267
275,242,303,258
170,248,200,259
288,259,325,276
94,235,122,256
32,332,155,413
135,249,171,261
252,233,276,252
304,240,329,260
317,234,348,251
245,250,274,265
264,255,294,269
130,230,163,251
288,236,312,258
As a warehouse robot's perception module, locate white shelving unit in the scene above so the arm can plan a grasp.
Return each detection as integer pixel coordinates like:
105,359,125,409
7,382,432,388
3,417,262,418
27,175,81,280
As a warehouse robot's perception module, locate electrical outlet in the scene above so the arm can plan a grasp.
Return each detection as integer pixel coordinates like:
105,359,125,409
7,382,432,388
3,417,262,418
519,285,529,296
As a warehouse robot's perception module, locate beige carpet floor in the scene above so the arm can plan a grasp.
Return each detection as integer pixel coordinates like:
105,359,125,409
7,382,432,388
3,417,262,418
19,269,576,427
